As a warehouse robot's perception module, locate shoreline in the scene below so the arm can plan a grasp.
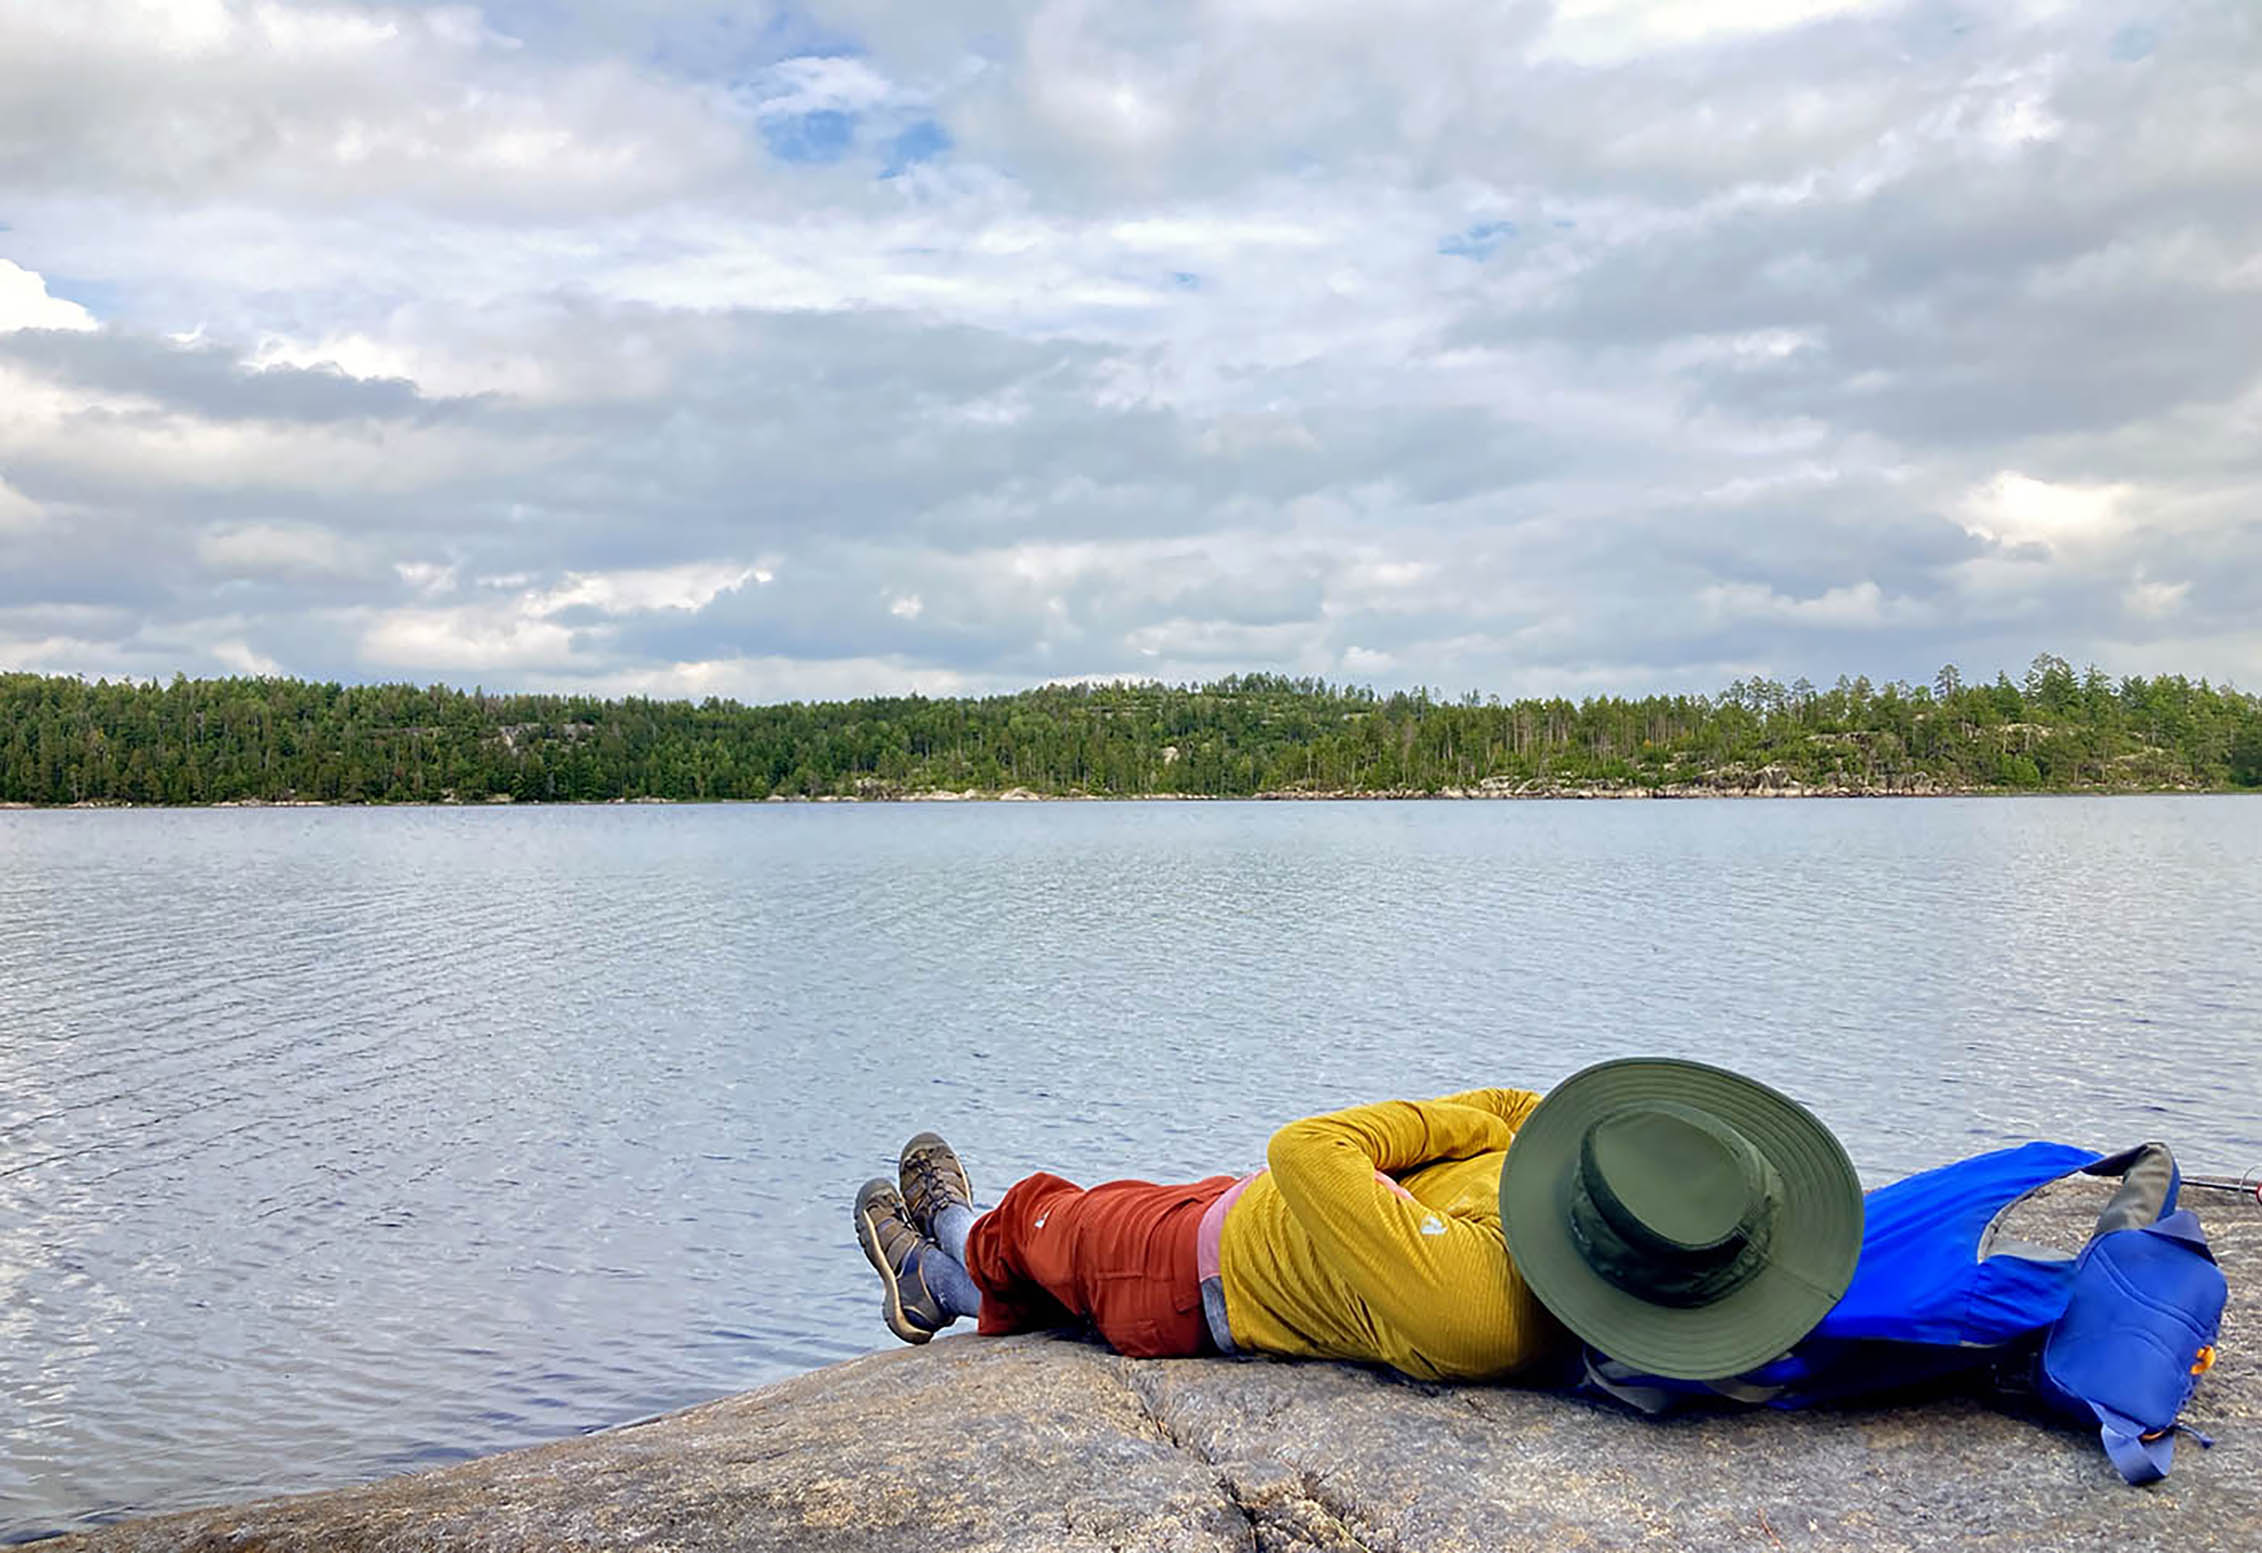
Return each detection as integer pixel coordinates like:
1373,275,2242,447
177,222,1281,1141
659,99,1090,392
1,781,2241,811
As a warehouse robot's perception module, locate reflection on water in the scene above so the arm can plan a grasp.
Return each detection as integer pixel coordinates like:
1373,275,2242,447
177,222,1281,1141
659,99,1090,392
2,797,2258,1539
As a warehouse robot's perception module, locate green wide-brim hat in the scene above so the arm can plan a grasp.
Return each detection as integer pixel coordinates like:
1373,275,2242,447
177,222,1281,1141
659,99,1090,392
1500,1057,1863,1381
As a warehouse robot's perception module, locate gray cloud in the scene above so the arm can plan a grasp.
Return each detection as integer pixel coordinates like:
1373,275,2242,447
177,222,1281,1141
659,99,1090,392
0,329,441,423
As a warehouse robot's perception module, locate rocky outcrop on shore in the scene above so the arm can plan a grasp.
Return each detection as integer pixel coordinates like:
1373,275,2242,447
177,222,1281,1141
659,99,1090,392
52,1181,2261,1552
8,773,2230,808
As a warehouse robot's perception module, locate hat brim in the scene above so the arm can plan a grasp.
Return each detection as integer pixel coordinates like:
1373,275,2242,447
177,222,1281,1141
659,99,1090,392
1500,1058,1863,1381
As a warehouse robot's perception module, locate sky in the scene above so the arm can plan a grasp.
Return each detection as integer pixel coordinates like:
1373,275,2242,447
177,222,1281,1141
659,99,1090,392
0,0,2257,704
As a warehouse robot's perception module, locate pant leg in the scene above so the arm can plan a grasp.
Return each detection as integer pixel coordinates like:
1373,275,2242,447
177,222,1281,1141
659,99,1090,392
962,1171,1235,1358
962,1171,1083,1337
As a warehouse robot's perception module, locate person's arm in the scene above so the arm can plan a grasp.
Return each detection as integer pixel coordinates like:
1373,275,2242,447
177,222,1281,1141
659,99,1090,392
1423,1087,1546,1130
1263,1097,1524,1365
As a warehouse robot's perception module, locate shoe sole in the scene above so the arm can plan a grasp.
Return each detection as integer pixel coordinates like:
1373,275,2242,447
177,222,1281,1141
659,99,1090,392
854,1179,935,1346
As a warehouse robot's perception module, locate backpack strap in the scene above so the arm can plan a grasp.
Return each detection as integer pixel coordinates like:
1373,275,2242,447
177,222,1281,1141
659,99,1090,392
1579,1352,1787,1415
1580,1353,1684,1416
2080,1141,2181,1233
2098,1407,2170,1485
2096,1411,2213,1486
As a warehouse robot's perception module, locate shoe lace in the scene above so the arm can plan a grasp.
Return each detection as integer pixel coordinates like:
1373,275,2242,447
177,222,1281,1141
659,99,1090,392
904,1148,962,1211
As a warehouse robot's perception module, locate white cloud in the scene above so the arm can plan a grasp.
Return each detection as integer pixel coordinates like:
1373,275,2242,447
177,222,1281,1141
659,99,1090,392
360,603,580,672
0,476,45,532
394,560,457,596
0,1,743,212
2126,578,2190,619
1534,0,1897,67
355,560,759,674
531,563,757,617
1122,617,1332,666
0,260,97,333
1960,473,2131,552
537,654,983,704
30,0,240,56
1701,579,1922,630
1343,559,1433,591
198,522,370,580
249,331,416,383
1109,216,1336,254
0,633,111,675
747,55,899,120
211,637,284,675
0,392,507,495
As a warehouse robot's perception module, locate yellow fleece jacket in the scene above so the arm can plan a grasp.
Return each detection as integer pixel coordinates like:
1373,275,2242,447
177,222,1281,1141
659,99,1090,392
1215,1088,1573,1382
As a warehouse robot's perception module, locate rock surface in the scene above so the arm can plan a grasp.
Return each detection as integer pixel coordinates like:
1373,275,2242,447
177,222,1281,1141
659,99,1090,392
51,1181,2262,1552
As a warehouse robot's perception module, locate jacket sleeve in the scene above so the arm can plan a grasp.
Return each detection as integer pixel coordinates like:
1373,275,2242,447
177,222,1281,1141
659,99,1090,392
1264,1098,1526,1366
1423,1087,1547,1130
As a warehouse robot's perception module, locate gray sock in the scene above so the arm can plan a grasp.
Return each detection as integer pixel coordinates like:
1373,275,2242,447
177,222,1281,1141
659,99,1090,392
913,1244,984,1321
932,1202,977,1266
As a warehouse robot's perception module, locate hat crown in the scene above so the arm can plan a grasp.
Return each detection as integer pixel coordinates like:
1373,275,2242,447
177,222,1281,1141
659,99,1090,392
1568,1102,1779,1309
1586,1107,1756,1251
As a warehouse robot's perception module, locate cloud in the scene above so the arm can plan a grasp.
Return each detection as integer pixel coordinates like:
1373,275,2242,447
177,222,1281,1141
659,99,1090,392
2125,577,2189,620
1533,0,1902,67
0,478,45,533
0,1,745,214
197,522,374,580
1959,473,2128,552
532,563,760,617
0,0,2257,698
211,637,285,676
358,603,579,673
1701,579,1924,630
542,654,984,704
358,560,764,671
0,261,97,333
751,53,899,116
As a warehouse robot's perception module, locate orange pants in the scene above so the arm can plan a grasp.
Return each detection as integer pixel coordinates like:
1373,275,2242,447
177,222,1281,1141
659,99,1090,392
963,1172,1236,1359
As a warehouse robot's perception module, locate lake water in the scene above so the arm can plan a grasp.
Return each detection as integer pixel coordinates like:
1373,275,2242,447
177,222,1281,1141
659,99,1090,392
3,796,2259,1540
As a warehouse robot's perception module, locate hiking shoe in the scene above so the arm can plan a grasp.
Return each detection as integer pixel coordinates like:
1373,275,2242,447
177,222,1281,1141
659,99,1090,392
899,1131,975,1240
853,1178,949,1345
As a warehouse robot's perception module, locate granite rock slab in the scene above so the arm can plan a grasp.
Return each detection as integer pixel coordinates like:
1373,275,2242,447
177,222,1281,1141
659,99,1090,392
51,1181,2262,1552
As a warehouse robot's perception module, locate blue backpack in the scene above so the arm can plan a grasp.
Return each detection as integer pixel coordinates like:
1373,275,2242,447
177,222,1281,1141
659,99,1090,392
1581,1141,2228,1484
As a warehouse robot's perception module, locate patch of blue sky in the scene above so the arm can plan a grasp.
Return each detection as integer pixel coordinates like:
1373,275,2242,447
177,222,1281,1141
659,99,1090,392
43,274,123,318
1438,220,1517,261
747,6,865,60
2110,24,2159,62
1171,272,1201,291
763,109,857,165
881,120,953,178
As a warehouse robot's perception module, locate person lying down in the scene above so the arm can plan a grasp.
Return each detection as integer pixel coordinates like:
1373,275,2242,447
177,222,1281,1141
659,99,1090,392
853,1058,1863,1385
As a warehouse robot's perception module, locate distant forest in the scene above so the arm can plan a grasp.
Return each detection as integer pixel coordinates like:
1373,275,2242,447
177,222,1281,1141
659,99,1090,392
2,656,2259,805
